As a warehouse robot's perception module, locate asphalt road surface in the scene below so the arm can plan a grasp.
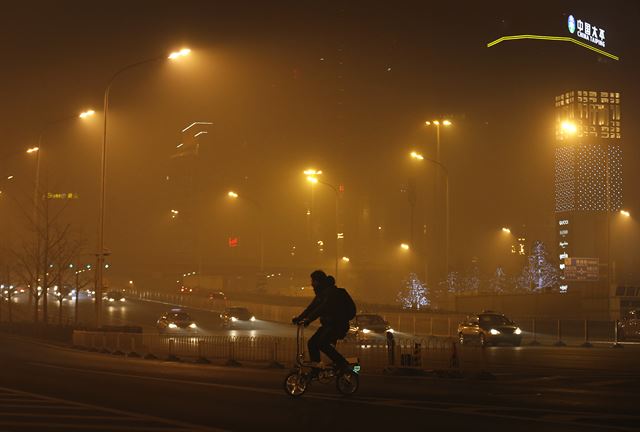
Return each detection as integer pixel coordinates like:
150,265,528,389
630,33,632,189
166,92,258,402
1,333,639,431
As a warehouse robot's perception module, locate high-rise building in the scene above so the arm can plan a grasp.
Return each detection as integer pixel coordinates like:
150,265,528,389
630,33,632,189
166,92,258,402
554,90,622,309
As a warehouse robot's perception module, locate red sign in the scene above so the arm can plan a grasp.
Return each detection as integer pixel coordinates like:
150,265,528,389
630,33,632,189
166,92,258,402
228,237,239,248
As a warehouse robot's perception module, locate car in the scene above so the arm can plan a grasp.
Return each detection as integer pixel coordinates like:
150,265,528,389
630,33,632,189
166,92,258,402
458,311,522,346
619,309,640,340
104,290,125,303
209,291,228,311
220,307,256,328
348,314,394,340
157,309,198,334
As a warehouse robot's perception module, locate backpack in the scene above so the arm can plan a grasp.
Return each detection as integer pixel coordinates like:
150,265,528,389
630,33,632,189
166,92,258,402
335,288,356,322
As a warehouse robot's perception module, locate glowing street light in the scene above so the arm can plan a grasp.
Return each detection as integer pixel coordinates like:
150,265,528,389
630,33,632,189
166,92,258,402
79,109,96,119
410,151,424,161
306,175,319,184
304,169,322,176
168,48,191,60
26,147,39,154
620,210,631,217
400,243,410,251
341,256,350,263
561,121,578,134
502,227,511,234
228,191,239,199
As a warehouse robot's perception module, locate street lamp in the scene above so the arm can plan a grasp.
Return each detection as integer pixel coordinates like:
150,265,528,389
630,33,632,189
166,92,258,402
305,169,340,280
501,227,511,234
95,47,190,327
424,119,452,282
168,48,191,60
400,243,410,251
409,151,451,280
79,109,96,119
620,210,631,218
226,190,265,272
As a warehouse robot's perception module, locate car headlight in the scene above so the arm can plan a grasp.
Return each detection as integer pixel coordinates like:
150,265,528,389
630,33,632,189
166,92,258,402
231,317,238,322
108,298,115,302
489,329,500,335
168,323,178,329
514,327,522,335
189,323,197,329
362,328,371,334
250,316,256,322
120,298,125,302
387,328,395,334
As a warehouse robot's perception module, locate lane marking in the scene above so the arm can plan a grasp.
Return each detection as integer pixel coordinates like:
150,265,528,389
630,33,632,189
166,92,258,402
30,362,640,430
0,385,226,432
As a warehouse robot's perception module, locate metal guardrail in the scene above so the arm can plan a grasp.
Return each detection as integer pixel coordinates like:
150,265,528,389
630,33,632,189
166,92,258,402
130,291,624,346
72,331,499,373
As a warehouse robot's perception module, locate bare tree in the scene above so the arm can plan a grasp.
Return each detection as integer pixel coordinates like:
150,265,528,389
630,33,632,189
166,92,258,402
51,236,84,325
9,182,79,323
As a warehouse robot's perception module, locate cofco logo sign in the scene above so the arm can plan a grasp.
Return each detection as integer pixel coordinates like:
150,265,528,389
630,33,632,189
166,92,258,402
568,14,606,48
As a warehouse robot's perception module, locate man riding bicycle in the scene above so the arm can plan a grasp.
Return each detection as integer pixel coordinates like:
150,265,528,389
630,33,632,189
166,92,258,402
293,270,356,372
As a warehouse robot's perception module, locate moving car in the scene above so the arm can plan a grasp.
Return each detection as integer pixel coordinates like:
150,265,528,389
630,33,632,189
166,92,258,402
220,307,256,328
157,309,198,334
619,309,640,340
104,290,125,303
458,311,522,346
348,314,394,340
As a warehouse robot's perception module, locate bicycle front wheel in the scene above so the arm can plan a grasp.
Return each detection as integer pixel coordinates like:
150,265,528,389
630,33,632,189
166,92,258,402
336,370,359,395
284,372,308,397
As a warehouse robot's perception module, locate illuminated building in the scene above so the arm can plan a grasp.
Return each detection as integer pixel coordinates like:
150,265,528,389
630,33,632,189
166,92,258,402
554,90,622,305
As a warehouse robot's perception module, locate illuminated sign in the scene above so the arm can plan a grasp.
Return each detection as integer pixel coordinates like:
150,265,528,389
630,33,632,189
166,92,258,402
564,257,599,281
559,219,569,226
228,237,239,248
559,285,568,293
47,192,79,200
559,241,569,248
567,15,576,34
487,14,618,61
559,253,569,259
559,229,569,236
569,15,606,48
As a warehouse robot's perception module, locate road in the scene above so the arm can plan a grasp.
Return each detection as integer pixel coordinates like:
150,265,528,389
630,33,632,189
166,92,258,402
0,333,639,431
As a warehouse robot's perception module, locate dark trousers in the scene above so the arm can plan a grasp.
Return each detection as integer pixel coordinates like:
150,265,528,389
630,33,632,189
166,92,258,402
308,325,348,365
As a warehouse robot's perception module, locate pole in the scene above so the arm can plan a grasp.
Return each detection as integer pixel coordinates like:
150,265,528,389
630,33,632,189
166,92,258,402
444,170,449,277
95,81,110,328
95,57,162,327
334,186,339,281
32,141,41,322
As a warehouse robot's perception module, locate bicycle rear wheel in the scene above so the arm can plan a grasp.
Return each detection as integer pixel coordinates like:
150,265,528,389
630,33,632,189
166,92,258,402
336,370,359,395
284,372,308,397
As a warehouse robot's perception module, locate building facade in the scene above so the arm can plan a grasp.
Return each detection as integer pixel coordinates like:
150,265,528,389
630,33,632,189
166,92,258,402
554,90,622,316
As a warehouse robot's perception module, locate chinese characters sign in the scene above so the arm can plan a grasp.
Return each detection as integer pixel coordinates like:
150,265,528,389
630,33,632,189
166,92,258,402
568,15,606,48
563,257,599,282
47,192,79,200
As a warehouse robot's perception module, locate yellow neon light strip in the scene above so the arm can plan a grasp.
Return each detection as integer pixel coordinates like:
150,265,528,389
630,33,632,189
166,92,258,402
487,34,619,61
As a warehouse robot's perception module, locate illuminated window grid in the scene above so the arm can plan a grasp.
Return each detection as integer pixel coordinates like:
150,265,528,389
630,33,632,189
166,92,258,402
555,90,621,141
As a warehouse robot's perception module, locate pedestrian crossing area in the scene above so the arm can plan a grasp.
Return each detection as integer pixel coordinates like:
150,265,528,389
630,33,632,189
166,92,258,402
0,386,218,431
